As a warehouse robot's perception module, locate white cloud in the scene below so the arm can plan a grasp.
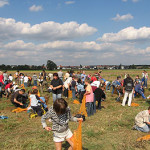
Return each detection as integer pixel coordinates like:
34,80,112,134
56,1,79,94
0,0,9,7
112,13,133,21
0,17,97,41
29,5,43,12
1,39,150,65
122,0,139,2
132,0,139,3
65,1,75,5
98,26,150,42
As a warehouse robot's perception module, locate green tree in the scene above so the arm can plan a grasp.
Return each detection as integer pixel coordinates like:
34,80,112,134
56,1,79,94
46,60,57,70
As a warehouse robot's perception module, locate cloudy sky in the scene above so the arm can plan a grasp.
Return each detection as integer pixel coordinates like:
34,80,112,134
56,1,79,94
0,0,150,66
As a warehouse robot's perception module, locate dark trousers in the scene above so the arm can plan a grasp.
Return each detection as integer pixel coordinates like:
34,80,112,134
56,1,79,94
11,96,27,108
63,88,68,97
31,106,43,116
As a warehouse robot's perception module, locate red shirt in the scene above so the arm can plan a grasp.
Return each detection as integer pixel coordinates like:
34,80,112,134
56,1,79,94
91,76,97,82
5,83,12,89
0,75,4,84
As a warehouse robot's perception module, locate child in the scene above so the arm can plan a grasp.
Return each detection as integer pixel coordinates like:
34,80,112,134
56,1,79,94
28,89,44,116
94,85,106,110
8,74,13,82
77,78,85,103
71,76,77,100
32,73,37,86
84,79,94,116
5,81,13,98
41,98,83,150
24,75,28,88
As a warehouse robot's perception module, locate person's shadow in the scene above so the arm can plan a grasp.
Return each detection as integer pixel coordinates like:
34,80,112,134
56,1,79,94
62,141,88,150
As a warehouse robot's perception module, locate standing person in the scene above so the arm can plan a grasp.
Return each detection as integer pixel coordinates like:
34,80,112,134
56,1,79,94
20,74,24,85
58,69,63,81
122,74,134,107
24,75,28,88
133,107,150,133
3,71,8,85
77,78,85,103
8,74,13,82
41,70,48,92
50,73,63,103
41,98,83,150
71,76,77,100
32,73,38,86
142,70,145,87
14,70,19,85
81,71,87,83
84,79,94,117
144,71,148,88
63,76,72,98
0,71,4,93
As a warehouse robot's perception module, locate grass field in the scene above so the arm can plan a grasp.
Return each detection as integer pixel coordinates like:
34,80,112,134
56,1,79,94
0,70,150,150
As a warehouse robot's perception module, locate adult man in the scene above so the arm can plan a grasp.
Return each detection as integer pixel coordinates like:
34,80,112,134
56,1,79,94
10,89,27,108
81,71,87,83
122,74,134,106
133,107,150,132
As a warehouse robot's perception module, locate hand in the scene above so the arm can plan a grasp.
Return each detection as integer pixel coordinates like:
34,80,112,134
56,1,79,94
45,127,51,131
77,118,83,122
20,103,23,106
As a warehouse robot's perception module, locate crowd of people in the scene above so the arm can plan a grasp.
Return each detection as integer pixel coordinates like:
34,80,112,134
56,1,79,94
0,69,150,149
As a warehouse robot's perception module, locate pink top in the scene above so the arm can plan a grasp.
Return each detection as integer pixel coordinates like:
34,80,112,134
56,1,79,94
86,84,94,103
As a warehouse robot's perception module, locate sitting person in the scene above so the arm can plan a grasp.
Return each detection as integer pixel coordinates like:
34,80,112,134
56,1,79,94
133,107,150,132
94,85,106,110
28,89,44,116
10,89,27,108
134,80,146,99
39,95,49,112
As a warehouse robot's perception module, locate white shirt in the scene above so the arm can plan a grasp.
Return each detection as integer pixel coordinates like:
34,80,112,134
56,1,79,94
91,81,100,88
64,77,72,89
9,76,13,81
24,76,28,83
30,94,40,107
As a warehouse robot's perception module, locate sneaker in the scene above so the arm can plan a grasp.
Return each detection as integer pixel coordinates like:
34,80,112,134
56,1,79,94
132,125,137,130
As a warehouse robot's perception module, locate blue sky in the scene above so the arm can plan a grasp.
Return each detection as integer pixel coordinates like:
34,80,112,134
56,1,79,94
0,0,150,65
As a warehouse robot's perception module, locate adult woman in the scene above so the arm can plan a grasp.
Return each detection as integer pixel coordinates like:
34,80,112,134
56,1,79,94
50,73,63,103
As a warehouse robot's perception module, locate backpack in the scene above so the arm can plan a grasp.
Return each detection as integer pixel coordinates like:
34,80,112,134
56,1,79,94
125,78,133,92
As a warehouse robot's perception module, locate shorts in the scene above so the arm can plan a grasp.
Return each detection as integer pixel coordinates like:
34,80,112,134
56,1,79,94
53,129,73,142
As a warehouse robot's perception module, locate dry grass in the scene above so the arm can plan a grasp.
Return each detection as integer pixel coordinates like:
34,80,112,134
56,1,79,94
0,70,150,150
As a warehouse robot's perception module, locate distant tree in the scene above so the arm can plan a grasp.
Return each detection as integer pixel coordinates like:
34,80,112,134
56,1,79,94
118,64,122,69
80,64,82,69
129,64,136,69
46,60,57,70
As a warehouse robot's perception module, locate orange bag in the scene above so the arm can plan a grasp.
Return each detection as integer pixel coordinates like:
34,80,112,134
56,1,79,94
71,121,82,150
12,108,27,113
137,135,150,141
79,96,87,117
73,100,80,104
68,90,72,99
131,103,139,107
21,84,25,89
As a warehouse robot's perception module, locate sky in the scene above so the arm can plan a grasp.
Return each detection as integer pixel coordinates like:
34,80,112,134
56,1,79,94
0,0,150,66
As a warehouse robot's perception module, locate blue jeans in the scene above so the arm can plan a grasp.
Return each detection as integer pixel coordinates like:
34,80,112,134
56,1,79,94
71,87,76,100
112,85,119,95
24,83,27,87
86,102,94,117
106,82,111,90
145,78,148,88
34,80,37,86
135,125,150,133
135,89,146,99
52,93,61,103
142,77,145,87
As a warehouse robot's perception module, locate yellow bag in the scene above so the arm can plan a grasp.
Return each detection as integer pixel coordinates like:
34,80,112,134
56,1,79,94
79,96,87,117
71,121,82,150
